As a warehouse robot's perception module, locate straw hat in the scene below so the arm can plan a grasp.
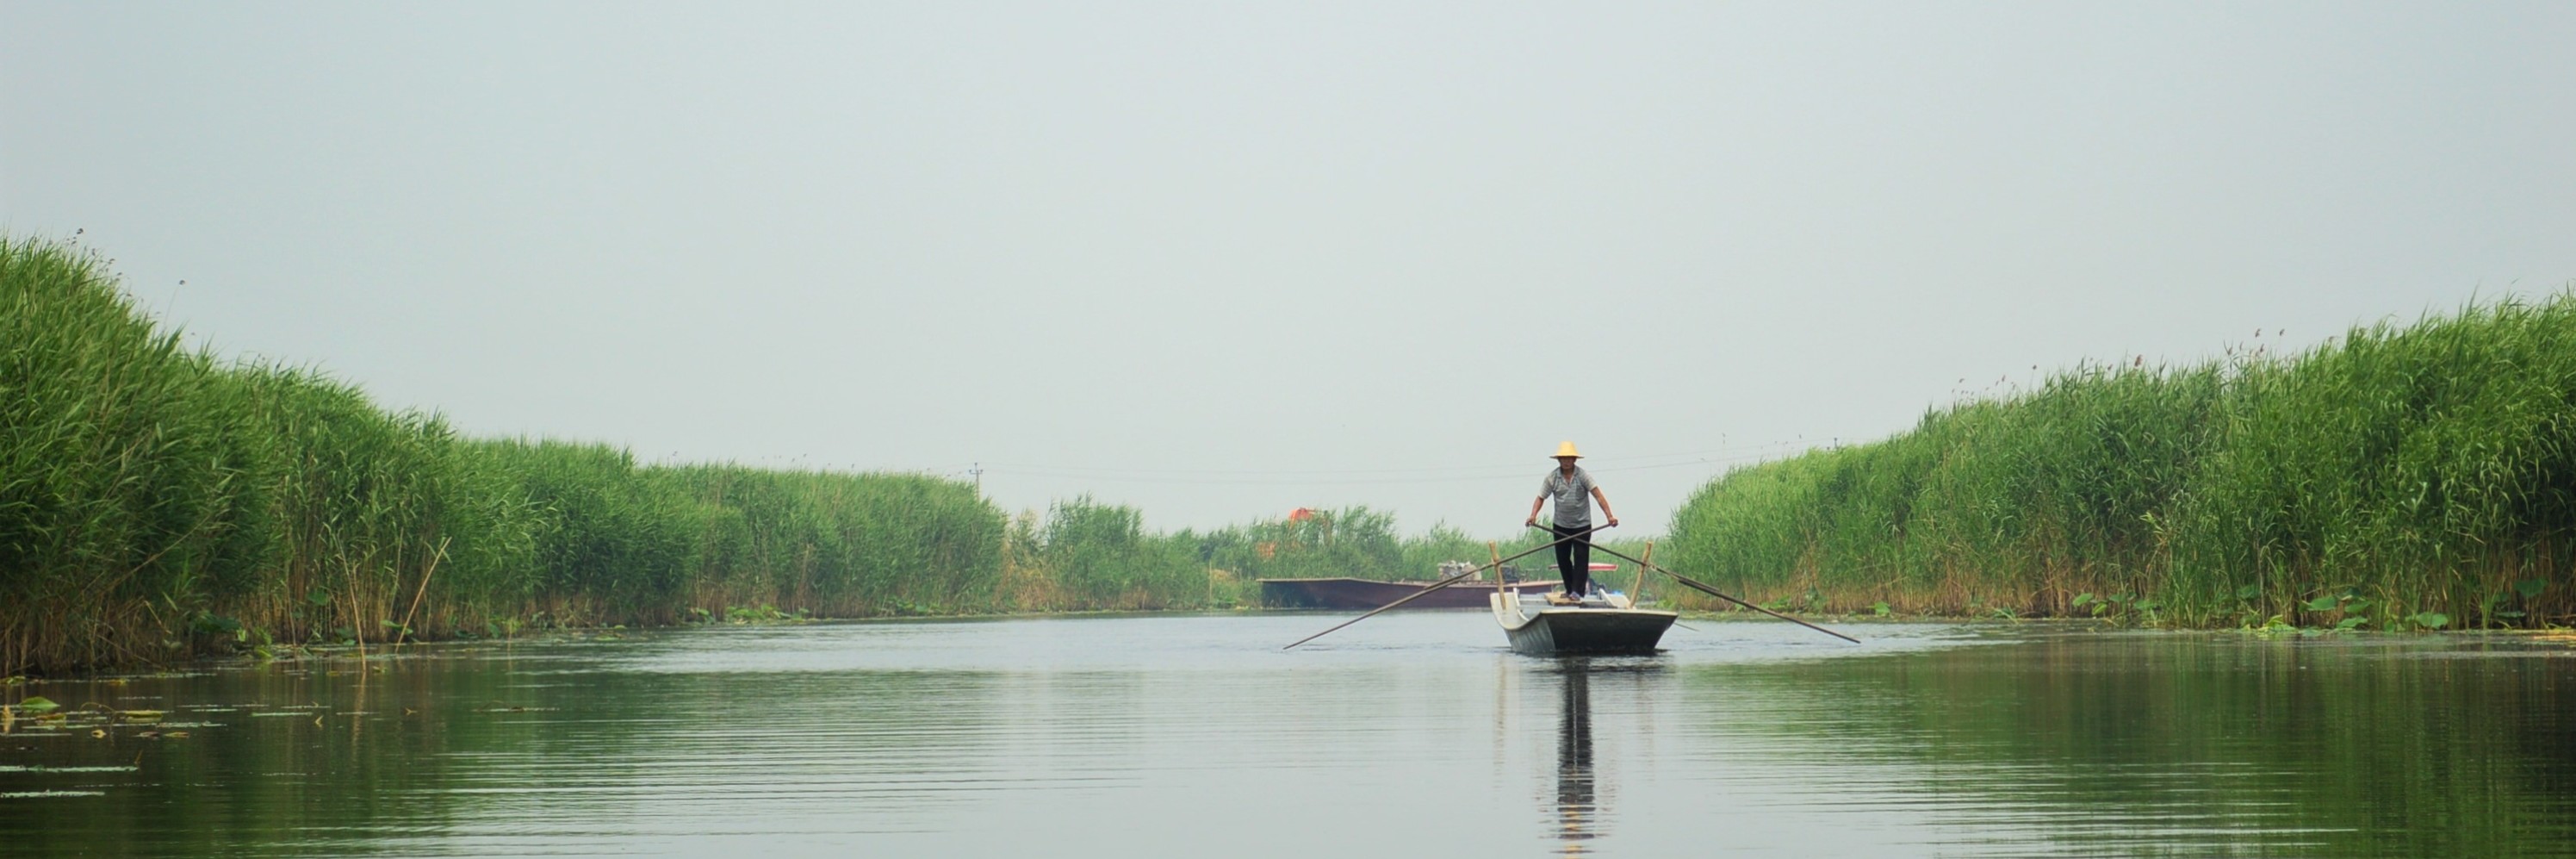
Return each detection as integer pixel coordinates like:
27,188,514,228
1552,441,1582,458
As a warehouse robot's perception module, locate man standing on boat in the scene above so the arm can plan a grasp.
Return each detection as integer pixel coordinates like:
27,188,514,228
1526,441,1617,605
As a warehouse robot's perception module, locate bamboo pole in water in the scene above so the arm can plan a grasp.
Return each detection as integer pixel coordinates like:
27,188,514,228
1635,541,1654,608
348,585,367,662
395,538,450,647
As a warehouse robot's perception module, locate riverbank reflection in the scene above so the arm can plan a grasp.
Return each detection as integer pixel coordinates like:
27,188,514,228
4,615,2574,857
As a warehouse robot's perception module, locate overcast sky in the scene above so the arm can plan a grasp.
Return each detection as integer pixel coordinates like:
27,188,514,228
6,2,2573,537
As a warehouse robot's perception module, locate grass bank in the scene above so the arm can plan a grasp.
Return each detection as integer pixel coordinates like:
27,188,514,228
1667,292,2576,630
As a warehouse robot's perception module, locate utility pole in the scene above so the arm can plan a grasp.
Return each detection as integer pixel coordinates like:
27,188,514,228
969,462,984,496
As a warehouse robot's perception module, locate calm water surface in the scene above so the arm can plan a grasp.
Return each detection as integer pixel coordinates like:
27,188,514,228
5,613,2575,857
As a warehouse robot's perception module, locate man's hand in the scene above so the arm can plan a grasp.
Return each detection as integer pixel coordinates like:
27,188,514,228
1607,517,1619,528
1524,516,1537,528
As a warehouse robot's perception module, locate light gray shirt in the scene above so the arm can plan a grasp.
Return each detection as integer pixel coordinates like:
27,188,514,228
1539,467,1598,527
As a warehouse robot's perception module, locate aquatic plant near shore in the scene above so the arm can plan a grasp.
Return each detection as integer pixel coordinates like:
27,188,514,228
6,233,1334,675
1669,291,2576,629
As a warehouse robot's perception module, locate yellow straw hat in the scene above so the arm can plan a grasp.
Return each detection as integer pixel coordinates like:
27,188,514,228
1552,441,1582,458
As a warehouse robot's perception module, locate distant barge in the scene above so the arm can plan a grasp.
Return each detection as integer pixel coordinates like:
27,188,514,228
1257,576,1566,610
1259,561,1609,610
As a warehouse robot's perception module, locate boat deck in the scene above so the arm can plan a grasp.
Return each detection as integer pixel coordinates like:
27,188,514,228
1490,589,1678,655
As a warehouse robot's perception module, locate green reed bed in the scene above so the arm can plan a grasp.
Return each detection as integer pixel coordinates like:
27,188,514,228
642,459,1008,618
0,237,1065,675
998,497,1207,611
3,237,245,671
1668,293,2576,629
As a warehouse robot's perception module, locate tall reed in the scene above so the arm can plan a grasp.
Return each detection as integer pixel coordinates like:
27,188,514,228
0,236,1016,675
1668,293,2576,628
2,237,241,669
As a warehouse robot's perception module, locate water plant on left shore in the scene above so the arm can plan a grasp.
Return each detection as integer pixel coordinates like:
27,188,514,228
0,236,1184,675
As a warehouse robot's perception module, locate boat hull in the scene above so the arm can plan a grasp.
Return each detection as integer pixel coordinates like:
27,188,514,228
1258,577,1564,610
1492,593,1677,655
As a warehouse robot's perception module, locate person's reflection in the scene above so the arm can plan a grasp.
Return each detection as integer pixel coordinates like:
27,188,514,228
1555,661,1597,853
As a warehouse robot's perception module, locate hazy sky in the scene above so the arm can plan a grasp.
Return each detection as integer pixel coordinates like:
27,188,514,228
6,2,2573,537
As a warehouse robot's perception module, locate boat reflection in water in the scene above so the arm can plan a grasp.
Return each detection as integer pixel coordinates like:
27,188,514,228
1537,658,1669,855
1554,663,1599,854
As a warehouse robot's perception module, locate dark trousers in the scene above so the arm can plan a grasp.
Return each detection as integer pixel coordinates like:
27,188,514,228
1553,523,1592,596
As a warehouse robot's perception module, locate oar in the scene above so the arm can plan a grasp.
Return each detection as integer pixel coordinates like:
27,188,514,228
1531,526,1859,644
1283,525,1609,650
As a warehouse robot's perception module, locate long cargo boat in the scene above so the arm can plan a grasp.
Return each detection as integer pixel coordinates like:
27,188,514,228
1259,560,1604,610
1257,576,1566,610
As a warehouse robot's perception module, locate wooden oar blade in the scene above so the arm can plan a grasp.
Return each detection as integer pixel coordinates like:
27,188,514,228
1567,537,1859,644
1658,570,1860,644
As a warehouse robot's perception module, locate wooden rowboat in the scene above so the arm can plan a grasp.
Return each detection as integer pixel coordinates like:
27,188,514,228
1489,588,1677,655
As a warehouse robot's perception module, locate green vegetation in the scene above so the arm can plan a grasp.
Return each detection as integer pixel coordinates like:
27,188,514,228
0,237,1262,675
1668,292,2576,629
999,497,1207,610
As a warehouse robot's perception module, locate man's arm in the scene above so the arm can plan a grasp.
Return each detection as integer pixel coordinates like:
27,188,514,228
1525,495,1547,527
1591,485,1618,527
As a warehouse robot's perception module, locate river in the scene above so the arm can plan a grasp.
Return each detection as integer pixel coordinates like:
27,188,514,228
4,612,2574,856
